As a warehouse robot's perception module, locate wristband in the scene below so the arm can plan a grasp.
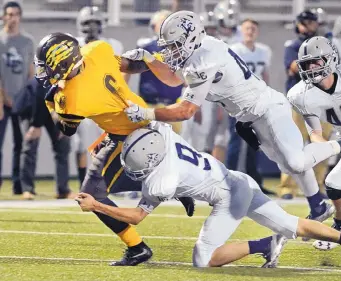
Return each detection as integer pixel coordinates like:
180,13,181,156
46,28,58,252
144,108,156,120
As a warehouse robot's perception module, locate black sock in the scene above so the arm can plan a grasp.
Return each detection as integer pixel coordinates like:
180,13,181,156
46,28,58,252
78,167,86,186
334,218,341,226
94,197,129,234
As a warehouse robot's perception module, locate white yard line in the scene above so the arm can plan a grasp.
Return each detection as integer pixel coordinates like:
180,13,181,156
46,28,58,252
0,229,316,245
0,255,340,273
0,208,334,224
0,197,309,209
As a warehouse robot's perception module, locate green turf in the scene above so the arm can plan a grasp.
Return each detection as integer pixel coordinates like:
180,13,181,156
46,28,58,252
0,180,340,281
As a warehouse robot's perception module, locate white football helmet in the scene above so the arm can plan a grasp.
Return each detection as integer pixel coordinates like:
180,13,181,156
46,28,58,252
297,36,339,84
77,6,104,41
213,0,240,29
158,11,205,71
200,11,217,37
121,128,166,181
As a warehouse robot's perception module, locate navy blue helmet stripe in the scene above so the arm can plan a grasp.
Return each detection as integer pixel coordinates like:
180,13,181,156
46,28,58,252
123,130,160,161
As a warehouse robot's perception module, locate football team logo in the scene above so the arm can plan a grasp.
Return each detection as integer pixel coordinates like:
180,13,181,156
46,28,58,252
178,18,195,36
56,95,66,110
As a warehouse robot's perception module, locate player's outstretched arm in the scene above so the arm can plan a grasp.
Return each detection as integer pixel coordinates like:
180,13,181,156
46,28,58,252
121,49,183,86
119,56,150,74
76,193,149,225
125,99,199,123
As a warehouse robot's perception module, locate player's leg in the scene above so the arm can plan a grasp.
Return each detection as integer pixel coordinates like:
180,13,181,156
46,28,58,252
73,122,87,188
193,173,254,267
0,107,9,188
314,159,341,250
252,102,335,219
11,112,23,194
21,135,40,199
247,185,341,252
54,135,73,198
211,109,228,163
81,137,152,266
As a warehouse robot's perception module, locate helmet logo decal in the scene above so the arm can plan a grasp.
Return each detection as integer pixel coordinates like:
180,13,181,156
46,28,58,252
46,40,74,70
146,153,160,168
178,18,195,37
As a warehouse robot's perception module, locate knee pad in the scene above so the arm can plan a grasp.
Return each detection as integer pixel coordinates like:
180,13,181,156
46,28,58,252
192,241,211,268
326,186,341,200
283,156,304,174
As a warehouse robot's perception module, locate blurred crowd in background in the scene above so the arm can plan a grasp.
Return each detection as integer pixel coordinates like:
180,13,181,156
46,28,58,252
0,0,341,200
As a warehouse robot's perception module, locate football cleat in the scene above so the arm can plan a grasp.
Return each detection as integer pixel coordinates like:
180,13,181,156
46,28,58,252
261,234,288,268
303,202,335,241
176,197,195,217
313,218,341,250
110,242,153,266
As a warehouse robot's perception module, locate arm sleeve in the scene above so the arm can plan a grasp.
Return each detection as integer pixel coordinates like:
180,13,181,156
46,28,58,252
137,195,161,214
304,115,322,134
31,89,49,127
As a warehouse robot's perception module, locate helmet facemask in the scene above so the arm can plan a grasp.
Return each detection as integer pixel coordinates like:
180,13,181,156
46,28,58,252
158,35,192,71
297,55,333,84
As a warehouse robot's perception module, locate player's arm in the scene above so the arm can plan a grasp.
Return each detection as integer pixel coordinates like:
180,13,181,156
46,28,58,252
119,56,150,74
56,114,84,137
304,114,326,142
125,72,213,122
120,49,183,87
76,193,150,225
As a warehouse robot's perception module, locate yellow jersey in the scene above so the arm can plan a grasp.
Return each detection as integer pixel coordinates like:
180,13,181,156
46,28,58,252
47,40,148,135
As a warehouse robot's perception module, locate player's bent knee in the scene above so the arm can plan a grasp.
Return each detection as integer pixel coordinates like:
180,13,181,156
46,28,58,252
283,156,305,174
325,185,341,200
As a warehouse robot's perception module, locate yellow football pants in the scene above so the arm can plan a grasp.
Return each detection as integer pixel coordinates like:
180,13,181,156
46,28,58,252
278,110,333,196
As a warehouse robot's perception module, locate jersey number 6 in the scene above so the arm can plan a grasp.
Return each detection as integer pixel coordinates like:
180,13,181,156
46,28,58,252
175,143,211,171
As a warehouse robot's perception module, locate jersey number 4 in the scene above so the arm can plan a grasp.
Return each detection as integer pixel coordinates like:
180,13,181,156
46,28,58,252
175,143,211,171
228,48,251,80
326,108,341,126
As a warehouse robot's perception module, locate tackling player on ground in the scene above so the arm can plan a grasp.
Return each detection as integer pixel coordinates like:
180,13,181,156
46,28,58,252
34,32,194,266
76,121,341,268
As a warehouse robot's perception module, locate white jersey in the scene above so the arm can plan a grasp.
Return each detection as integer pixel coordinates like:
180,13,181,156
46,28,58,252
230,42,272,78
287,71,341,131
76,37,124,55
138,122,235,213
181,35,287,122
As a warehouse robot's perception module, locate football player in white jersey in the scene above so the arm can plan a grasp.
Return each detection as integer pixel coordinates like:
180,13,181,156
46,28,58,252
228,18,272,194
213,0,242,45
288,36,341,250
72,6,124,187
123,11,341,223
76,122,341,268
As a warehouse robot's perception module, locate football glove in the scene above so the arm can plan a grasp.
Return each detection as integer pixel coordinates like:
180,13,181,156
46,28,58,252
122,49,155,63
124,100,155,123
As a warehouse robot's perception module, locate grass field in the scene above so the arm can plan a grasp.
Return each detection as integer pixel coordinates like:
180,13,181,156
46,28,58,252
0,180,340,281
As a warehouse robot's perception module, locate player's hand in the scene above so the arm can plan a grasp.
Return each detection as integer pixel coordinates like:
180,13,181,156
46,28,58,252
75,193,97,212
122,49,155,63
25,126,42,140
124,100,155,123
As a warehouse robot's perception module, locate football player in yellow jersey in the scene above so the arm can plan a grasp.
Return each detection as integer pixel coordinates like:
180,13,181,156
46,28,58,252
34,32,194,266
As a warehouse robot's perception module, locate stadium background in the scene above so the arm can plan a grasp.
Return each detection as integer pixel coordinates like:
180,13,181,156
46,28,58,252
2,0,341,177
